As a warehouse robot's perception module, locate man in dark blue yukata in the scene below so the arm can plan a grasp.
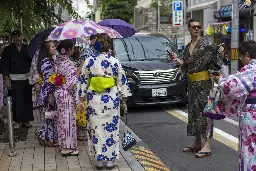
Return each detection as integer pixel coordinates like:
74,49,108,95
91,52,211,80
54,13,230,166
1,30,33,129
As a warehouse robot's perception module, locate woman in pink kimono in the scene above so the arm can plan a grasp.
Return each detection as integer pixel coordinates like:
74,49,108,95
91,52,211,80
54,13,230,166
55,40,78,156
215,40,256,170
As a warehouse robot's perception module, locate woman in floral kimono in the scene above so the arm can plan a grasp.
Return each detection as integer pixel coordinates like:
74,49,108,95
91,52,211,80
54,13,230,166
36,41,58,147
29,50,44,121
70,45,87,141
77,33,131,170
215,40,256,170
55,40,78,156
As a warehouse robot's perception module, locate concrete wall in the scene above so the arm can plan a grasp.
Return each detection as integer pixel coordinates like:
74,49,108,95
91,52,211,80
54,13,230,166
191,10,204,26
134,8,184,43
136,0,152,8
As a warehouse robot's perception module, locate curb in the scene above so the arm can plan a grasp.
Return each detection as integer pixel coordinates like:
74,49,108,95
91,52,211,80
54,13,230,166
120,120,172,171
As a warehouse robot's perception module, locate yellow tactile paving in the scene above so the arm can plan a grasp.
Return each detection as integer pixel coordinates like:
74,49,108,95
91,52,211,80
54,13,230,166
130,145,171,171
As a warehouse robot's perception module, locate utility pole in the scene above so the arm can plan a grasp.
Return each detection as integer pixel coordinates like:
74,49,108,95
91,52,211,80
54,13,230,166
183,0,187,49
231,0,239,73
157,0,160,33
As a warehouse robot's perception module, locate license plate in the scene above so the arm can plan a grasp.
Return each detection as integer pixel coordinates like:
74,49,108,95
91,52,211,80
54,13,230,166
152,88,167,97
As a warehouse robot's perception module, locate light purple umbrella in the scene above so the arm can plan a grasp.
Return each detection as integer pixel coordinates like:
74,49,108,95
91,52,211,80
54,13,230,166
98,19,136,38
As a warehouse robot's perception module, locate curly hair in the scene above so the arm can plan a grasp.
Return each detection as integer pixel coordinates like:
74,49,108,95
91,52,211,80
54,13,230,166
238,40,256,59
94,33,111,53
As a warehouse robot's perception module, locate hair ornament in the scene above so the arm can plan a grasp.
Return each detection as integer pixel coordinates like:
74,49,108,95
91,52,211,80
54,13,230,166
60,48,66,54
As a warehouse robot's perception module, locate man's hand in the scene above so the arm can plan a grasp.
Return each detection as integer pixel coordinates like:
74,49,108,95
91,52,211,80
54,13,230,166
4,78,11,89
209,72,223,79
168,52,184,65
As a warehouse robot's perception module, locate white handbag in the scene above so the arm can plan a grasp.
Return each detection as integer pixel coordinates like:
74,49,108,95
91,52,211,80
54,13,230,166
45,111,57,119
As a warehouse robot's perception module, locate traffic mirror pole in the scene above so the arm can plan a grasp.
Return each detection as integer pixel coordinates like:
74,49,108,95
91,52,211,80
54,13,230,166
231,0,239,72
6,96,17,157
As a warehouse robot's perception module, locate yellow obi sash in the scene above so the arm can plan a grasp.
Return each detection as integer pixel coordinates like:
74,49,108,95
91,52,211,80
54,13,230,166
90,77,116,92
187,71,210,83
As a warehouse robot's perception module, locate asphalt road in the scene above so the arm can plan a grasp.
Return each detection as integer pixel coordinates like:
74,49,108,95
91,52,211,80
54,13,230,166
126,105,239,171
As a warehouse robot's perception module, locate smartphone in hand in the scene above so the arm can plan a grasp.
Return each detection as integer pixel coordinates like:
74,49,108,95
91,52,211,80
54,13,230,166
208,70,220,76
166,50,177,60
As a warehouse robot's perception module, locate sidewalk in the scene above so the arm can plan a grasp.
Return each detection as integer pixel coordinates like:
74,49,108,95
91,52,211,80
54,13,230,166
0,111,139,171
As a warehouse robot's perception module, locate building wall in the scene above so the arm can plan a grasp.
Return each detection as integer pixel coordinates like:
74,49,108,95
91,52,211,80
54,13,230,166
136,0,152,8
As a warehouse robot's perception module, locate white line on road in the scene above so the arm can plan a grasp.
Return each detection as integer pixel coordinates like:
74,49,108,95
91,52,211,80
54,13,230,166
224,117,239,126
173,109,239,144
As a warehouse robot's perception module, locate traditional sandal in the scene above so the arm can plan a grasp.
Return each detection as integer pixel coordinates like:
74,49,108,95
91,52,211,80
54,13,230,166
70,150,79,156
183,146,201,152
61,150,72,157
195,151,212,158
95,161,104,170
61,150,79,157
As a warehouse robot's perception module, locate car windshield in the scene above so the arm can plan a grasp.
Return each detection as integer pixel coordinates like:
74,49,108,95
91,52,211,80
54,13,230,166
113,35,178,61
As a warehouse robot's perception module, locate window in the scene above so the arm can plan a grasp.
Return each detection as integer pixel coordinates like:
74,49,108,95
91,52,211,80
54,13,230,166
114,35,178,61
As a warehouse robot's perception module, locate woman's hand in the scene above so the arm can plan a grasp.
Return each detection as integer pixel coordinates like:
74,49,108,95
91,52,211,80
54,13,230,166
49,94,55,105
76,62,84,77
121,97,128,114
77,102,85,113
34,84,41,92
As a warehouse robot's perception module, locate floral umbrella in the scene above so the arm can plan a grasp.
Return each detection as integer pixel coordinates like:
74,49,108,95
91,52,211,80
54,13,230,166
47,19,122,41
100,26,122,38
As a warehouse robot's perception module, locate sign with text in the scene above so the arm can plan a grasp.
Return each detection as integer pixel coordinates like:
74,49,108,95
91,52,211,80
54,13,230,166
172,0,183,26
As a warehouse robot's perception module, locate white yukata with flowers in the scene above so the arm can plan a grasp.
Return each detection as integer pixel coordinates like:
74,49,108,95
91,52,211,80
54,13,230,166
77,52,131,161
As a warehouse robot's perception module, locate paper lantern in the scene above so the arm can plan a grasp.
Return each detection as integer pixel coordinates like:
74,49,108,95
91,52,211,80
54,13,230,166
222,25,227,35
226,26,231,33
206,25,214,35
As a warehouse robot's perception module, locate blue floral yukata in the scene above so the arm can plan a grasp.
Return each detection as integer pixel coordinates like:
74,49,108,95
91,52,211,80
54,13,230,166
77,52,131,161
37,58,58,146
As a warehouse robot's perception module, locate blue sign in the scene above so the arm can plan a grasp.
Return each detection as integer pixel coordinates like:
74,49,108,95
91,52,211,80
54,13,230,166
173,1,183,11
222,9,231,17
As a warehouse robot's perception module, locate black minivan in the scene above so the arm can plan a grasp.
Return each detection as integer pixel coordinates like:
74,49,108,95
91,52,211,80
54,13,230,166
113,33,187,106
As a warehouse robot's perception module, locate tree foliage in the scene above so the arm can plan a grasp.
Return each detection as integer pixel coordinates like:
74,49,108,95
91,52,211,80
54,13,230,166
0,0,89,39
98,0,137,23
151,0,172,16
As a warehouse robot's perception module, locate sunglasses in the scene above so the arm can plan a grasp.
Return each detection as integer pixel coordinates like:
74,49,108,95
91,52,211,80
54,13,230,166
190,25,201,29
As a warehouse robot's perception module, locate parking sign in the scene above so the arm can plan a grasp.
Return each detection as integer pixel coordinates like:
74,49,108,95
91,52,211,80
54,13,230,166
172,1,183,26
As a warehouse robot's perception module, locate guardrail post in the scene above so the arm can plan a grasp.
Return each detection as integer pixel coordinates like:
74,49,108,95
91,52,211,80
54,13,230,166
6,96,16,157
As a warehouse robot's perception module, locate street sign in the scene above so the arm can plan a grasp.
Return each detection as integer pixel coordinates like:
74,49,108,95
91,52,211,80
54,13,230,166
172,1,183,26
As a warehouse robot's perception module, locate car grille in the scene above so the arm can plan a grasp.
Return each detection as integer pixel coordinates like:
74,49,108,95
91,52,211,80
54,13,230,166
135,68,179,85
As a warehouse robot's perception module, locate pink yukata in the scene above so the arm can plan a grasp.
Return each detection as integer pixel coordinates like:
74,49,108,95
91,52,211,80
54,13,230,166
54,55,78,150
217,59,256,171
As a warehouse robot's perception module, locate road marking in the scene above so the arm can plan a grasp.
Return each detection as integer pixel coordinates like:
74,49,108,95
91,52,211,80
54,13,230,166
224,117,239,126
134,155,166,166
130,145,171,171
130,150,161,160
165,109,239,151
140,161,170,171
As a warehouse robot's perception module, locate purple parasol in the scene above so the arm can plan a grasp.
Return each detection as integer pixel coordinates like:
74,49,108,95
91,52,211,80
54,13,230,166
98,19,136,38
28,28,54,58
